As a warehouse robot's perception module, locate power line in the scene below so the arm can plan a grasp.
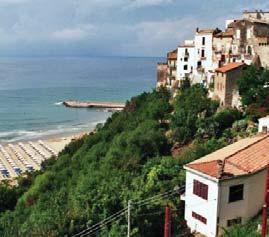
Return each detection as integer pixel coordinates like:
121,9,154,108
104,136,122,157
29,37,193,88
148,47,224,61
73,208,128,237
73,186,186,237
81,211,127,237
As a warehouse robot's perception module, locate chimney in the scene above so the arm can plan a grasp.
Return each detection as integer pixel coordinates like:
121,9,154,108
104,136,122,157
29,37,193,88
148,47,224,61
217,160,224,179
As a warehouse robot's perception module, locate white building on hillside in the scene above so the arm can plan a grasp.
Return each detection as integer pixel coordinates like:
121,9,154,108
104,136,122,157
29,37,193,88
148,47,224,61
192,28,218,85
177,40,195,84
258,116,269,133
176,28,220,86
183,134,269,237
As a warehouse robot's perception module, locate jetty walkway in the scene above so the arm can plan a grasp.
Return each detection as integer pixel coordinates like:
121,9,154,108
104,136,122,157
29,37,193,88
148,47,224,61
63,100,125,109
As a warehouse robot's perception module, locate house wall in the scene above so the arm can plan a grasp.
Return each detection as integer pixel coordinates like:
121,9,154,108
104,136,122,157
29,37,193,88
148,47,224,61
177,46,195,82
218,169,266,232
213,66,242,108
185,170,219,237
212,36,233,69
231,20,269,68
213,72,227,106
156,63,168,88
258,117,269,132
167,58,177,86
193,33,214,85
243,11,269,22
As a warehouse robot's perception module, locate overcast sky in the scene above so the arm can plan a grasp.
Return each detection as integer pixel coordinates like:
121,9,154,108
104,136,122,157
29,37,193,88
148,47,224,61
0,0,268,57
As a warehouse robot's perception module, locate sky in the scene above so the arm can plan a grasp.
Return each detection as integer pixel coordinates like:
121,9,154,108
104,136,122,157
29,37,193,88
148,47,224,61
0,0,268,57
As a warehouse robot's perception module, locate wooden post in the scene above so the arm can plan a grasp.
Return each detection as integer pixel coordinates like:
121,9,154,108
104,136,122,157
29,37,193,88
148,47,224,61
262,165,269,237
164,206,171,237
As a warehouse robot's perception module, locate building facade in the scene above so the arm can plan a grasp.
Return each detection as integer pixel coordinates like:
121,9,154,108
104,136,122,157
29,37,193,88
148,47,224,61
156,10,269,94
183,134,269,237
212,62,245,107
177,40,195,85
156,63,168,88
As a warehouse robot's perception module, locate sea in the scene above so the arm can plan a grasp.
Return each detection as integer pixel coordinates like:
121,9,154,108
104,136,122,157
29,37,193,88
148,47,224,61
0,57,160,143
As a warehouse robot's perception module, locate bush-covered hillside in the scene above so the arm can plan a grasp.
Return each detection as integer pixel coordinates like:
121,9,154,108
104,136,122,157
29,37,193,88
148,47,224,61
0,84,256,237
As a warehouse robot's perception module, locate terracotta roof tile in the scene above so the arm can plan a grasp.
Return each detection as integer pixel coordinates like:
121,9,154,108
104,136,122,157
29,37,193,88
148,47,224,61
167,49,177,60
186,134,269,179
215,62,245,73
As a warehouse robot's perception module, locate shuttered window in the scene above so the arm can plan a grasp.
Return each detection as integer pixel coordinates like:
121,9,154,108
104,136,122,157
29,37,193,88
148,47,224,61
192,211,207,224
193,179,208,200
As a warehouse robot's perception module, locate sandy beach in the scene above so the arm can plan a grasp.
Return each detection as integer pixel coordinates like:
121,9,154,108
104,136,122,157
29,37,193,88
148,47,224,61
0,132,87,182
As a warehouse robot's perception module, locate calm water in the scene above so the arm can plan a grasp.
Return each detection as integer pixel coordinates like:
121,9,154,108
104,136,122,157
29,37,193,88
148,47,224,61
0,57,159,143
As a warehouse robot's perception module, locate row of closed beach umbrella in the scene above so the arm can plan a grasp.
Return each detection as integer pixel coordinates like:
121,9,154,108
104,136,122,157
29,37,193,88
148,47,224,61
0,141,57,179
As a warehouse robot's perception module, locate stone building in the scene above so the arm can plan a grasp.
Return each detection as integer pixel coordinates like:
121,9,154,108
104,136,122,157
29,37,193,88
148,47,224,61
229,17,269,68
164,49,179,92
213,62,245,107
212,22,235,69
156,63,168,88
156,10,269,93
243,10,269,22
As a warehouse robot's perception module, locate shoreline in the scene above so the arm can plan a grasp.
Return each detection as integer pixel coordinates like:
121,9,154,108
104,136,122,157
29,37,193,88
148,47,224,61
0,131,90,181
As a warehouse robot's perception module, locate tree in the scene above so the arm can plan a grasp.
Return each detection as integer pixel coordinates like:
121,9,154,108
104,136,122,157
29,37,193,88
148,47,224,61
237,65,269,107
171,84,218,144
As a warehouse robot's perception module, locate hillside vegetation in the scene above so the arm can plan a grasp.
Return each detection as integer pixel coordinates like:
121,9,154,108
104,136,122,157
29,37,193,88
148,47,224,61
0,73,261,236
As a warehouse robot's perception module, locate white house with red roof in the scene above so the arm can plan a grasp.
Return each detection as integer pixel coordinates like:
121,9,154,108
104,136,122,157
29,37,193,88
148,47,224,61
183,134,269,237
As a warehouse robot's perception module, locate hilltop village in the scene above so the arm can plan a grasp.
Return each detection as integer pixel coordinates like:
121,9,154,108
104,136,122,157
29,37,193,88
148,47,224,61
3,9,269,237
157,10,269,108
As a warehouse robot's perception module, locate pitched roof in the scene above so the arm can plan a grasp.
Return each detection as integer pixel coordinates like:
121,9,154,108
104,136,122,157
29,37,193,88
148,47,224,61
215,62,245,73
167,49,177,60
185,134,269,179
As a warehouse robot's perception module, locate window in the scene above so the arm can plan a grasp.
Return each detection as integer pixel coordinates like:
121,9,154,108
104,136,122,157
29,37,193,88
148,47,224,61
202,37,205,45
197,61,202,67
184,57,188,62
184,65,188,70
262,126,268,133
201,49,205,58
227,217,242,227
193,179,208,200
229,184,244,202
247,46,252,55
192,211,207,224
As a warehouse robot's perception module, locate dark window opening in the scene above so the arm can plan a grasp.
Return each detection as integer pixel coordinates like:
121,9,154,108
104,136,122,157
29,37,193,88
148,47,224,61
192,211,207,224
247,46,252,55
201,49,205,58
227,217,242,227
262,126,268,133
229,184,244,203
197,61,202,67
184,65,188,70
184,57,188,62
202,37,205,45
193,179,208,200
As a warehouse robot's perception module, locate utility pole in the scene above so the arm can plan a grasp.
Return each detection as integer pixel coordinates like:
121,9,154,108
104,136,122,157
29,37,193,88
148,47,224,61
128,200,132,237
164,206,171,237
262,165,269,237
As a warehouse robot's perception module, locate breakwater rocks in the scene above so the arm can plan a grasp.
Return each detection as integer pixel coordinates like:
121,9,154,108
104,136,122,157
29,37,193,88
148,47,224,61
63,100,125,110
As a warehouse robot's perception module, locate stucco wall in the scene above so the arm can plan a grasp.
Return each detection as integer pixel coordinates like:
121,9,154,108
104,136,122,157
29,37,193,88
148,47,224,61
258,117,269,132
177,46,195,81
185,170,219,237
218,169,266,230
